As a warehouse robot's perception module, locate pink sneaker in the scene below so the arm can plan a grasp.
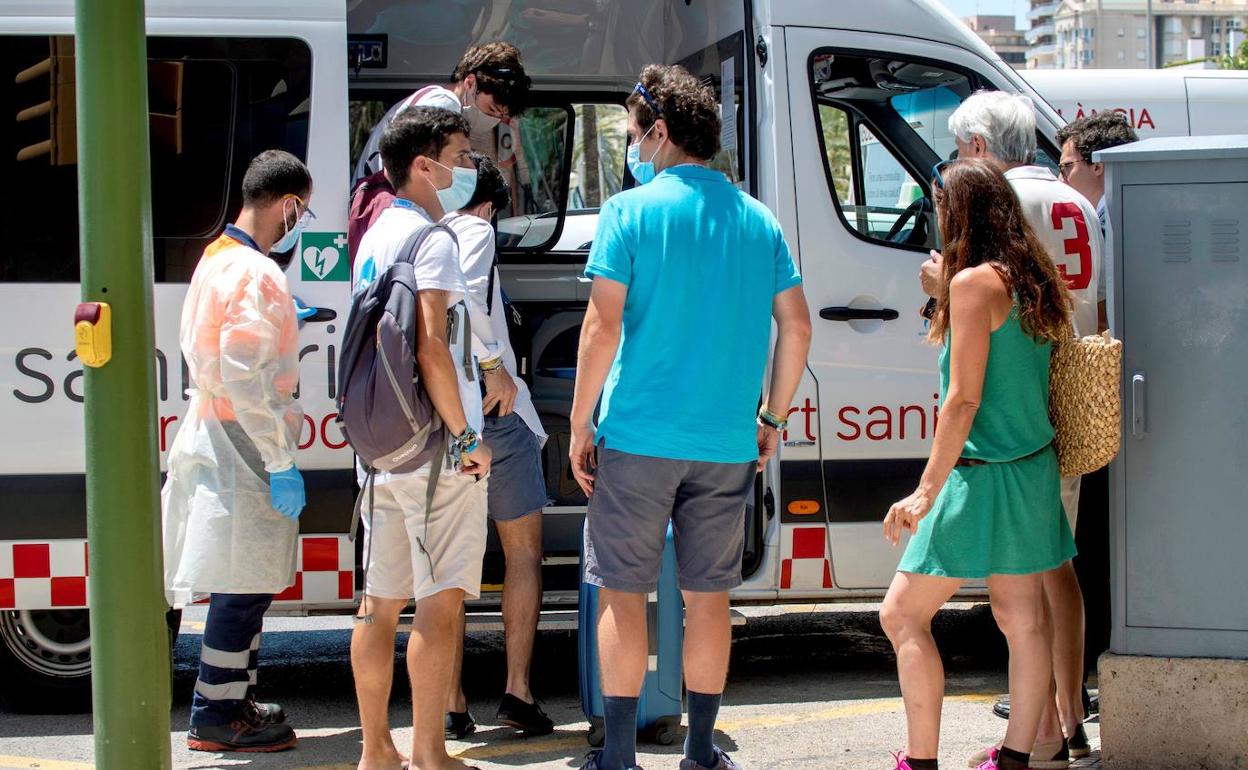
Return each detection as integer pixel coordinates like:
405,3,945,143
973,746,1001,770
891,751,913,770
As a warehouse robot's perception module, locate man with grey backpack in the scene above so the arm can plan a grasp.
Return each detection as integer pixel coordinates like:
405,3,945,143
343,105,492,770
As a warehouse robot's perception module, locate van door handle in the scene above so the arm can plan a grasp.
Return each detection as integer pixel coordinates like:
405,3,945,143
819,306,900,322
1131,372,1146,438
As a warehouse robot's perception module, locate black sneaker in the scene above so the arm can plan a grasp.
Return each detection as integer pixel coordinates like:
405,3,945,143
445,710,477,740
187,720,297,753
243,696,286,726
497,693,554,736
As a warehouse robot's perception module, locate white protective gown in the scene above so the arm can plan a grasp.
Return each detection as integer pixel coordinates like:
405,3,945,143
162,231,304,607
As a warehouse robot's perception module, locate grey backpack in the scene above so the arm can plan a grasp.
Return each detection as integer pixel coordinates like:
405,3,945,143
336,223,473,546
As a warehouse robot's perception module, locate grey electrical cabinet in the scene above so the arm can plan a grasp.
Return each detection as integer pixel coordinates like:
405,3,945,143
1098,136,1248,660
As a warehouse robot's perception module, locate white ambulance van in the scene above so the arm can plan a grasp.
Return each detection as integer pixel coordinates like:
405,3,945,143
0,0,1079,705
1022,68,1248,138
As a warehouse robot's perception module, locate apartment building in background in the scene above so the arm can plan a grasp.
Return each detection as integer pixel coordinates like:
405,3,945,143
1028,1,1061,68
1050,0,1248,68
965,14,1030,67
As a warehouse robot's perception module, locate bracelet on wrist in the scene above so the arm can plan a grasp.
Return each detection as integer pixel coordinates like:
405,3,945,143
757,406,789,431
452,426,480,456
479,356,504,373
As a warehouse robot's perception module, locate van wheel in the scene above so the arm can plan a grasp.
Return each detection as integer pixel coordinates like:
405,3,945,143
0,609,92,712
0,608,183,713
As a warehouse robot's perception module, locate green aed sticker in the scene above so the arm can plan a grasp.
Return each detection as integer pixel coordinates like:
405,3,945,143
300,232,350,282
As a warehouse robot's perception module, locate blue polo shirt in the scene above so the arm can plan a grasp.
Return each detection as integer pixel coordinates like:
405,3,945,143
585,164,802,464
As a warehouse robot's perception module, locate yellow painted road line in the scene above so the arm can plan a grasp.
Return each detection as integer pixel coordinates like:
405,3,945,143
0,755,94,770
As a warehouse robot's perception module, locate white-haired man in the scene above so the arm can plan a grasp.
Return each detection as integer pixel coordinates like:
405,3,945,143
920,90,1104,770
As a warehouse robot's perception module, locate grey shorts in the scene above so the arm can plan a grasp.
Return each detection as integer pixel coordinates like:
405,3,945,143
482,412,549,522
583,447,756,594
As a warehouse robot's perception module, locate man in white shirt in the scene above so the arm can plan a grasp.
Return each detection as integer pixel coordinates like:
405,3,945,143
353,42,531,186
927,90,1106,769
441,153,554,738
350,106,492,770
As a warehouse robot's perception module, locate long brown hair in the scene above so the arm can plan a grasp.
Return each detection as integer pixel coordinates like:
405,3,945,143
928,159,1071,344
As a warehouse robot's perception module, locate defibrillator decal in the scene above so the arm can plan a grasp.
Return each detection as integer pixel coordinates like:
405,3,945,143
300,232,350,282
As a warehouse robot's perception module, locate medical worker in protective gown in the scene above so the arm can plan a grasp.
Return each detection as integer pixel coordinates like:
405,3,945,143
162,150,314,753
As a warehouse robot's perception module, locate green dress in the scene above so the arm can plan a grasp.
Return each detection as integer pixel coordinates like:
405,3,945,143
898,308,1076,578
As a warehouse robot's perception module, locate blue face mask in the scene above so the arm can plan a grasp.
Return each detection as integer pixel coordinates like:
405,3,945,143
272,197,312,254
429,159,478,213
626,124,664,185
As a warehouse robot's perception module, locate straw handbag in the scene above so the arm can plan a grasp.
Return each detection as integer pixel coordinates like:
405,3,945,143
1049,330,1124,477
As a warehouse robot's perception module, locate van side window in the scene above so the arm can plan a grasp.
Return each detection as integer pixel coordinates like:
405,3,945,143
810,51,991,252
0,35,312,283
814,103,932,249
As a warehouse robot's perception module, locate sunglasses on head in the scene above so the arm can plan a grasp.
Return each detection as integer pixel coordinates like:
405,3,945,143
931,160,956,191
632,81,664,117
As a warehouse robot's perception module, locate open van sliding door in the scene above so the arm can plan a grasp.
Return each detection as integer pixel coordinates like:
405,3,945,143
781,28,1016,593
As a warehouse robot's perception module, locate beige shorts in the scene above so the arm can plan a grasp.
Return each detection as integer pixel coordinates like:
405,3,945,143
361,470,488,603
1060,475,1082,533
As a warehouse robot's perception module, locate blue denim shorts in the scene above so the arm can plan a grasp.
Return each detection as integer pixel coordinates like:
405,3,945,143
482,412,549,521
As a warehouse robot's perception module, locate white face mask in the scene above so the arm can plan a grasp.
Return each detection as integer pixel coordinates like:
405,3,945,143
463,84,502,132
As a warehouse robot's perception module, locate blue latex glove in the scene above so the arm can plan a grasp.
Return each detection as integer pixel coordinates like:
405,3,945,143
292,296,317,322
269,466,306,520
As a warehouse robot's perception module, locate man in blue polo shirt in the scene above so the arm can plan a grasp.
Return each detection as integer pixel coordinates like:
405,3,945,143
569,65,812,770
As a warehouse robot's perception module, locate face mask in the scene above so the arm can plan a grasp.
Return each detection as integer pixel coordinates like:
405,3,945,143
272,198,311,255
428,158,478,213
464,85,502,132
626,124,664,185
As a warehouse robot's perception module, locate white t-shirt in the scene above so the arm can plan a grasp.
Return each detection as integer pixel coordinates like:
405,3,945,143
353,85,462,186
1005,165,1106,338
352,201,483,483
445,213,548,444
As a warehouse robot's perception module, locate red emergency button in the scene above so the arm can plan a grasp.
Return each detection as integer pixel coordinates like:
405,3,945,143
75,302,102,325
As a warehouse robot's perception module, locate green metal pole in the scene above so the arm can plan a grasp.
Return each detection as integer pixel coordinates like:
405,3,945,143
74,0,172,766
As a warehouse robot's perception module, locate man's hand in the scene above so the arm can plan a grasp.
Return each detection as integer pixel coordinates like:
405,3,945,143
481,366,518,417
756,424,779,473
920,250,942,298
460,442,492,479
569,422,598,497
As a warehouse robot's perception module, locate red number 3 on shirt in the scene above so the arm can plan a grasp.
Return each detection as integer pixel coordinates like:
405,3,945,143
1050,202,1092,291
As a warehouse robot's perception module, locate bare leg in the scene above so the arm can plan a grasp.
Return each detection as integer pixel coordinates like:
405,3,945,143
408,588,472,770
598,588,647,697
496,511,544,702
1044,560,1086,735
447,606,467,714
879,571,963,759
987,572,1053,756
351,596,408,770
682,590,731,694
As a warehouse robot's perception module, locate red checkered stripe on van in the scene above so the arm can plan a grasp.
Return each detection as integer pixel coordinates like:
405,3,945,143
779,526,833,590
0,536,355,611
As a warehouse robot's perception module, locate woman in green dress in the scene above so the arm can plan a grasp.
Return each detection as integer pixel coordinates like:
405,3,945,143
881,159,1075,770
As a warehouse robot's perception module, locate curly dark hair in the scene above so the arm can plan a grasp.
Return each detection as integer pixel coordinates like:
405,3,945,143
1056,111,1138,163
626,64,720,161
929,159,1071,344
451,42,531,117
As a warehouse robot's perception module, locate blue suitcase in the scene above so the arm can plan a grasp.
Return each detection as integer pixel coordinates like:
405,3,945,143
578,523,683,746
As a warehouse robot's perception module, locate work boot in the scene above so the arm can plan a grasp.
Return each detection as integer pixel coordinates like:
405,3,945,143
187,720,297,752
497,692,554,736
243,695,286,726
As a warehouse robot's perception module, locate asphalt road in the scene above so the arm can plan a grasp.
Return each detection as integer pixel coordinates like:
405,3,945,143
0,603,1102,770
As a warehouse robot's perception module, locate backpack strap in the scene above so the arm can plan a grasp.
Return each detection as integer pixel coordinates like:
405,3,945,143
396,221,458,267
